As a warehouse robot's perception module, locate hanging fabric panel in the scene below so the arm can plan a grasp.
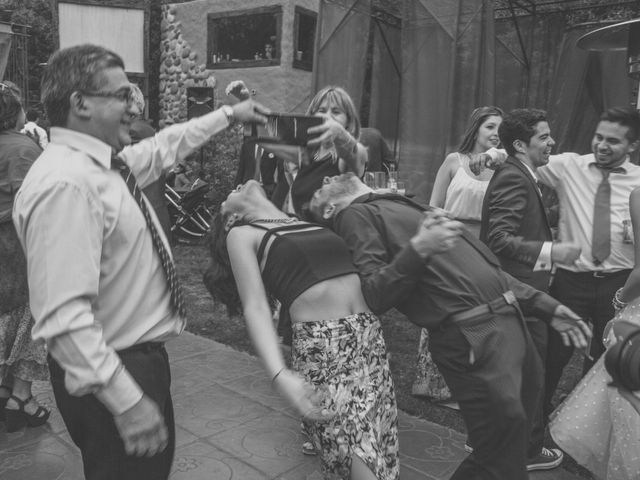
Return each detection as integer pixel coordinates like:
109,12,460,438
494,13,565,112
399,0,494,202
548,23,632,155
313,0,371,111
368,11,402,155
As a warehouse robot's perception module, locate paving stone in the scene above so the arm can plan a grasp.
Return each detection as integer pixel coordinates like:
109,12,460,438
171,440,269,479
0,334,584,480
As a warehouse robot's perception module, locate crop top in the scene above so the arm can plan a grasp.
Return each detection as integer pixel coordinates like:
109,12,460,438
251,222,358,312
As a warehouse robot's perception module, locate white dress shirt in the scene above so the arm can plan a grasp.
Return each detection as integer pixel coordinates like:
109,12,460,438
13,109,230,415
536,152,640,273
517,159,552,271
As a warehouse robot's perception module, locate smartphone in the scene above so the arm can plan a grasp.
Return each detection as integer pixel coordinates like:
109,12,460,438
254,113,324,146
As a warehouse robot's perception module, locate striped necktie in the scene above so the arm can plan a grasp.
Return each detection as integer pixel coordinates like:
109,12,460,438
111,154,186,318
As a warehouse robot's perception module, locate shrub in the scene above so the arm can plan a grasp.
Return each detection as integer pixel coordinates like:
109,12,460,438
182,124,244,214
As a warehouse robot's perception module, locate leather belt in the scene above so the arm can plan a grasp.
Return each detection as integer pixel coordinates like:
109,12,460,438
558,269,631,279
118,341,165,355
448,291,518,324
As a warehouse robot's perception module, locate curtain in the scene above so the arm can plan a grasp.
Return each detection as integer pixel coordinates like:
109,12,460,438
313,0,371,111
495,15,633,155
368,13,402,157
399,0,494,202
548,23,632,154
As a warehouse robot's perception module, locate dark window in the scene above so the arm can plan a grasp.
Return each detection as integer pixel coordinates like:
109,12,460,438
207,6,282,69
293,6,317,71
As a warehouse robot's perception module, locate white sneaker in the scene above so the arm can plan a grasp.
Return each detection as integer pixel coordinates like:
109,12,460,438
527,447,563,471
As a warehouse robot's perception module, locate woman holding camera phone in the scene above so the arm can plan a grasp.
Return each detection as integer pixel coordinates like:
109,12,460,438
266,86,367,215
549,186,640,480
203,180,399,480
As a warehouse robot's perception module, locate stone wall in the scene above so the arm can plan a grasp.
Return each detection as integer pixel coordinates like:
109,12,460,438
160,0,318,127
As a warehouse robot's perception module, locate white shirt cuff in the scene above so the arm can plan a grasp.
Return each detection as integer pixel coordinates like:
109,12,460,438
95,366,144,416
533,241,553,271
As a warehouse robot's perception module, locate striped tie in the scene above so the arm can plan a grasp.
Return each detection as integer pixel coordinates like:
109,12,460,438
111,155,186,318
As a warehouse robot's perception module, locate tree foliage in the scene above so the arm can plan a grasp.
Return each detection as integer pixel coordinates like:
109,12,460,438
4,0,55,107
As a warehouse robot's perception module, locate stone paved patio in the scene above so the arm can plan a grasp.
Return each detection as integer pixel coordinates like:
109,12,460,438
0,332,583,479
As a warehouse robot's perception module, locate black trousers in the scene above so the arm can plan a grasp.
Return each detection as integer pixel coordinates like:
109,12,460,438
523,316,548,457
544,268,630,417
430,308,541,480
48,344,175,480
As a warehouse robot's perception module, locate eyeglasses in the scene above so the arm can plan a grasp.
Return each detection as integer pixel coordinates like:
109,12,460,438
80,86,134,104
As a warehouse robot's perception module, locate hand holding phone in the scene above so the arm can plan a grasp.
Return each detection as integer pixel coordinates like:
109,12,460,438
256,114,324,146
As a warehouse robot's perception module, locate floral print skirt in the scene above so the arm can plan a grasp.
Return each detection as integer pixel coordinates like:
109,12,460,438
0,221,48,382
0,305,48,382
292,312,399,480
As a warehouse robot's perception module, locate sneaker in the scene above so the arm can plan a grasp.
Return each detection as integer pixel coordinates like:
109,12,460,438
527,447,563,471
464,443,473,453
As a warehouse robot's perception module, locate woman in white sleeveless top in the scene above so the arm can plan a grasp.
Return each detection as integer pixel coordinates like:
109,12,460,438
412,106,503,401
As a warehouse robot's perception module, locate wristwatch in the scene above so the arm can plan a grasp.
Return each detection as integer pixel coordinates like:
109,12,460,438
221,104,235,126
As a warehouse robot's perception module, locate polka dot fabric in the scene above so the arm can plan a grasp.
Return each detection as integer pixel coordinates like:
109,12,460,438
550,299,640,480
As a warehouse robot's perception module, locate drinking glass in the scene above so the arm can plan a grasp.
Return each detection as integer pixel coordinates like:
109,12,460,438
364,171,376,189
373,171,387,190
387,170,398,191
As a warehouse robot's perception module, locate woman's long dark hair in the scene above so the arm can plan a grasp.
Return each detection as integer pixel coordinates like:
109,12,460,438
457,106,504,154
203,212,277,317
203,213,243,316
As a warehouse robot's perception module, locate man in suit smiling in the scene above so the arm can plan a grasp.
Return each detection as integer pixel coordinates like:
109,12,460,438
480,108,581,471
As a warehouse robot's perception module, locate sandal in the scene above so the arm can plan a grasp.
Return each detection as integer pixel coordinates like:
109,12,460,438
4,395,50,432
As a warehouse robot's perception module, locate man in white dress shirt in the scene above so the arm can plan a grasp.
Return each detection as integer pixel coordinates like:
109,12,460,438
481,106,640,419
13,44,267,480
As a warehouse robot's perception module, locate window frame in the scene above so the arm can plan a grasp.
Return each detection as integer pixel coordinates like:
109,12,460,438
292,5,317,71
206,5,283,70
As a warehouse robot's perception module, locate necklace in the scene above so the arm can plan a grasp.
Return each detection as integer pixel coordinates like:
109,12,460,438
249,217,297,224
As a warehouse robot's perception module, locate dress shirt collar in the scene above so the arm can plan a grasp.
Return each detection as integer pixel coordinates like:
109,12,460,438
588,157,629,174
49,127,113,170
516,158,540,183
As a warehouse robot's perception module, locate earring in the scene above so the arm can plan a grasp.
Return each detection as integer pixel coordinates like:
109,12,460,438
224,213,240,232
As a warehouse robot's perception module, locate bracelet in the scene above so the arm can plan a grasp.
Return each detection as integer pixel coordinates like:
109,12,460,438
612,287,628,312
271,367,285,384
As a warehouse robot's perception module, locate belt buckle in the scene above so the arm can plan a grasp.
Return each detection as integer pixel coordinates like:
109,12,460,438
593,271,606,278
502,290,516,305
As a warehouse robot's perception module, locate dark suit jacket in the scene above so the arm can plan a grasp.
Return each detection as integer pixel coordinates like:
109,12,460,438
480,157,553,292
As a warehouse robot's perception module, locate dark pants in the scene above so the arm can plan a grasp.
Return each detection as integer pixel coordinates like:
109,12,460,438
430,307,542,480
48,344,175,480
524,316,548,457
544,268,630,417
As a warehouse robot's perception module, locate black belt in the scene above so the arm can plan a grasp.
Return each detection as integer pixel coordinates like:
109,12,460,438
117,341,165,355
448,291,518,324
558,268,631,279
